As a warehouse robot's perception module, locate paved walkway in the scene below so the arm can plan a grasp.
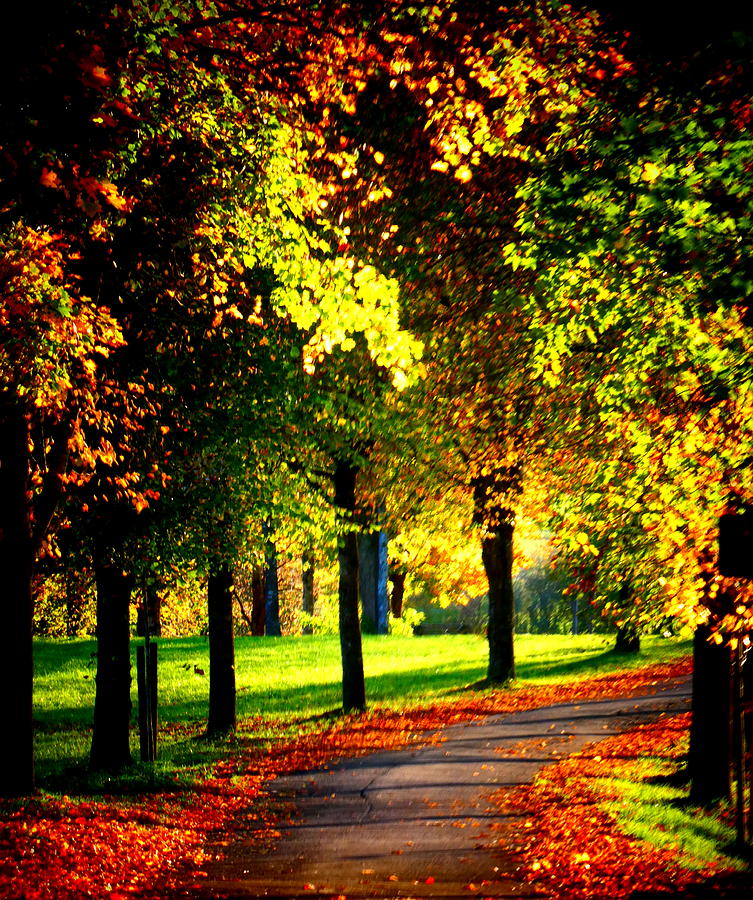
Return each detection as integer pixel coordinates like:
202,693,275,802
199,676,691,899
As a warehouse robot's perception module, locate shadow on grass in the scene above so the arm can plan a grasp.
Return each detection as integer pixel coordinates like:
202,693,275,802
454,647,681,693
514,647,635,681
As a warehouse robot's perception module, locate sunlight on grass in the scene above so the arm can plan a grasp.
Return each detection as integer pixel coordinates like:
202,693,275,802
32,633,690,787
600,759,742,871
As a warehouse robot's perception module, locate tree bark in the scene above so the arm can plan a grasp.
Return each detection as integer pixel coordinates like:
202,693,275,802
614,625,641,653
207,563,236,736
136,581,161,638
263,521,281,637
613,580,640,652
90,536,134,772
334,459,366,712
358,530,389,634
302,550,315,635
482,524,516,682
472,464,521,684
389,568,406,619
250,565,265,636
689,623,732,804
0,399,35,796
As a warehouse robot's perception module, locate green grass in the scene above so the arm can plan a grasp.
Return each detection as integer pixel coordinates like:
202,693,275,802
32,632,689,789
599,760,744,870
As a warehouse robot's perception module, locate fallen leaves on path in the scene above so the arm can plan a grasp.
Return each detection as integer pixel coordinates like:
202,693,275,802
0,658,691,899
495,710,733,899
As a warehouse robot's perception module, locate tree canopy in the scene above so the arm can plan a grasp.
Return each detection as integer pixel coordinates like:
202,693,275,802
3,0,753,793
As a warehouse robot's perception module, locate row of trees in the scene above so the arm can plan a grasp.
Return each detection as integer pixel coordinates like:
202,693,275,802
2,1,752,803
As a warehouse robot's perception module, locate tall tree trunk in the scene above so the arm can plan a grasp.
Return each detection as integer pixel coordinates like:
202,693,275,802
90,534,134,772
301,550,315,635
482,524,516,682
389,567,406,619
571,597,579,635
136,580,161,638
0,399,35,796
689,623,732,803
358,530,389,634
473,463,521,684
250,565,265,636
207,563,236,736
263,521,281,637
334,459,366,712
614,580,640,652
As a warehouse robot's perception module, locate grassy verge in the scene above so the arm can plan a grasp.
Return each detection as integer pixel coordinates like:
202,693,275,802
32,632,689,789
599,751,741,870
506,711,751,898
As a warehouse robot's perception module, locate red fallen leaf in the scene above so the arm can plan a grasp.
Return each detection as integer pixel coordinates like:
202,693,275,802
303,883,316,891
425,875,435,884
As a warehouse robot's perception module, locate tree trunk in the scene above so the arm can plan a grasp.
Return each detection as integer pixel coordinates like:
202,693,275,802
482,525,516,682
358,530,389,634
263,521,281,637
472,463,521,684
207,563,236,736
334,459,366,712
90,538,134,772
689,623,732,804
0,399,35,796
389,568,406,619
136,581,161,638
302,550,315,635
250,565,265,636
614,625,641,653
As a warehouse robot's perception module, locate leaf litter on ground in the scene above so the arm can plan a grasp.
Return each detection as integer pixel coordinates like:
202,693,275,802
0,657,699,899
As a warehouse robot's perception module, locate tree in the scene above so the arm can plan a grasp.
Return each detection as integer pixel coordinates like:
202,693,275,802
207,561,236,736
505,24,753,797
305,0,631,682
1,0,424,791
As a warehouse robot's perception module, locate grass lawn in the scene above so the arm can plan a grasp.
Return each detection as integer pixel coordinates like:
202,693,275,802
602,759,741,869
33,632,689,788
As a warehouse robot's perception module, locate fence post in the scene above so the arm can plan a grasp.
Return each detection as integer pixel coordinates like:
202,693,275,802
137,631,157,763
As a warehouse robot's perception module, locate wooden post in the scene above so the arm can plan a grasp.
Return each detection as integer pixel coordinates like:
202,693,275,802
137,634,157,763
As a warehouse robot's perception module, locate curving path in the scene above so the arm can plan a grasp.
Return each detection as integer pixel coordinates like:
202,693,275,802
198,676,691,899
